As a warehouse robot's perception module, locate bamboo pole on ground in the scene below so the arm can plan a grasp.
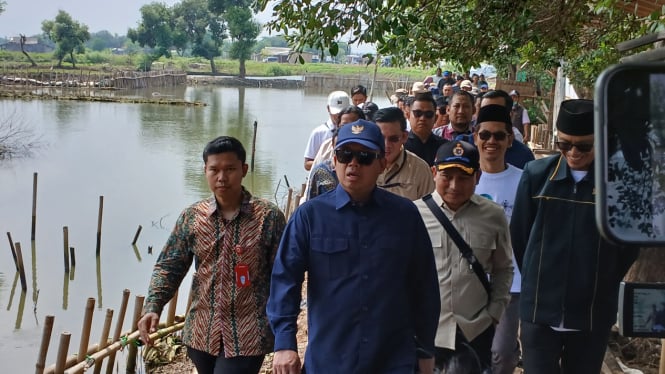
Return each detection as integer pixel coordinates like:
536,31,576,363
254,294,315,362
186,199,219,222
92,309,113,374
105,289,130,374
125,295,145,373
15,242,27,292
44,344,99,374
96,196,103,255
77,298,95,365
32,172,37,240
64,321,184,374
35,315,55,374
54,332,71,374
63,227,69,273
7,231,18,270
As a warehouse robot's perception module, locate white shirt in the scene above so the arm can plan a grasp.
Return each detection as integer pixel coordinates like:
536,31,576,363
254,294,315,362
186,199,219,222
475,163,523,293
303,119,335,160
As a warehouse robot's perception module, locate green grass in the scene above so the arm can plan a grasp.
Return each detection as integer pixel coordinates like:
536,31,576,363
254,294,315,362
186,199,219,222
0,50,430,81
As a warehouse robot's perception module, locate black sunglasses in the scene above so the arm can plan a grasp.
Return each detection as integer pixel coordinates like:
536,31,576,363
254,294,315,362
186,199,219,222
335,149,382,165
478,130,509,141
555,141,593,153
412,110,436,119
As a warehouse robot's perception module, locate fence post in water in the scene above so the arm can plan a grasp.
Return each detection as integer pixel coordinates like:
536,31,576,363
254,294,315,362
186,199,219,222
131,225,142,245
69,247,75,268
15,242,27,292
54,332,71,374
7,232,18,270
78,298,95,367
105,289,130,374
63,227,69,273
251,120,258,172
32,172,38,240
96,196,104,255
126,295,145,373
35,315,55,374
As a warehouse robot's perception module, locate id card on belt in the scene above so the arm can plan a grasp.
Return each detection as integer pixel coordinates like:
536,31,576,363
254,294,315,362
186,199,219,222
235,264,251,288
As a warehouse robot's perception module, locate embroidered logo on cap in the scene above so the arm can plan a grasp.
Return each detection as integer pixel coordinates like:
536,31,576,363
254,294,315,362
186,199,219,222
453,143,464,156
351,124,364,134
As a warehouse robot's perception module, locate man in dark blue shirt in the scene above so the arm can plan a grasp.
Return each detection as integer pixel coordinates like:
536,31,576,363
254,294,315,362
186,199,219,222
268,120,441,373
405,93,448,166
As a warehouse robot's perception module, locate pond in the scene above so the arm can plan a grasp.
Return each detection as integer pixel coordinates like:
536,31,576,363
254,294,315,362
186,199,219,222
0,85,390,372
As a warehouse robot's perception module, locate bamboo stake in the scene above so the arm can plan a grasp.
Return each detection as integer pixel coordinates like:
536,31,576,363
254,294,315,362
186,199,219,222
69,247,75,268
285,188,293,219
96,196,103,255
32,172,37,240
7,231,18,270
96,256,102,308
64,321,185,374
63,227,69,273
131,244,142,262
105,289,130,374
43,344,99,374
125,295,145,373
62,272,69,310
92,309,113,374
15,289,27,329
15,242,27,292
166,289,178,327
77,298,95,365
131,225,142,245
54,332,71,374
251,120,258,172
35,315,55,374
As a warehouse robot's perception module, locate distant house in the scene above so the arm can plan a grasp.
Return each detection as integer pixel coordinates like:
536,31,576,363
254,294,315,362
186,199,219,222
0,36,53,53
258,47,315,63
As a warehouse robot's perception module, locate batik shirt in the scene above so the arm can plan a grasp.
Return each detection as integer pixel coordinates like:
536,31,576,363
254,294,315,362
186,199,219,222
143,187,286,357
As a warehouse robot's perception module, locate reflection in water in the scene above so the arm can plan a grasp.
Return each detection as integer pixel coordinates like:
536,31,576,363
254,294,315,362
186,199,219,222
62,272,69,310
132,244,142,262
15,291,26,330
7,272,18,311
97,256,103,309
31,241,38,309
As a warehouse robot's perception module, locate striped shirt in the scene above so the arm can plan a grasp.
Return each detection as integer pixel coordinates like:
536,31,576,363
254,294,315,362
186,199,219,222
143,187,286,357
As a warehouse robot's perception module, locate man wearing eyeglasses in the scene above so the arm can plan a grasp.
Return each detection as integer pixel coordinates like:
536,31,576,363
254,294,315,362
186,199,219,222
374,107,435,200
405,92,447,166
269,120,441,374
511,99,638,374
473,104,524,374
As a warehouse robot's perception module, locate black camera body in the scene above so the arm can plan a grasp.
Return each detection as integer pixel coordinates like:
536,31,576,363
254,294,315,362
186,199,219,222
618,282,665,338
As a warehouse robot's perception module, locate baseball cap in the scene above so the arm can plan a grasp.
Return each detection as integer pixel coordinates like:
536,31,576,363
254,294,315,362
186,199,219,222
480,83,489,89
509,89,520,97
335,120,385,153
327,91,350,114
461,80,473,89
434,141,479,175
443,71,451,77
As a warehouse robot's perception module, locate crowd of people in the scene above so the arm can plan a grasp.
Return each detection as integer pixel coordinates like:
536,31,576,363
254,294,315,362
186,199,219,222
136,75,640,374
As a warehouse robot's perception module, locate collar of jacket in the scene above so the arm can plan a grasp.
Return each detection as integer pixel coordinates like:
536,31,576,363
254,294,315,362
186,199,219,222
548,154,594,182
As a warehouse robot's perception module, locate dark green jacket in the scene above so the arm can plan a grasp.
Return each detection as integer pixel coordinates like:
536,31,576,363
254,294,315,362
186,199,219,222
511,155,638,330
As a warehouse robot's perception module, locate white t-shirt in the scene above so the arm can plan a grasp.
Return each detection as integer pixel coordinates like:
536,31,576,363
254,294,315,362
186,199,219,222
303,119,335,160
475,163,523,293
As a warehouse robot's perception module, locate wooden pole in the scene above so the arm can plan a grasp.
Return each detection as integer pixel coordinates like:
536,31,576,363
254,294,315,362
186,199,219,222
96,256,102,308
125,295,145,373
105,289,130,374
166,289,178,327
131,225,142,245
96,196,103,255
63,226,70,273
69,247,75,268
54,332,71,374
35,315,55,374
62,272,69,310
15,242,27,292
660,339,665,374
31,172,37,240
7,232,18,270
251,120,258,172
77,298,95,365
131,244,142,262
43,344,99,374
92,309,114,374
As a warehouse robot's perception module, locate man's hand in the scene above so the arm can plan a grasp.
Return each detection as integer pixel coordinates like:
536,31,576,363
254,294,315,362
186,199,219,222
137,312,159,346
272,349,301,374
418,357,435,373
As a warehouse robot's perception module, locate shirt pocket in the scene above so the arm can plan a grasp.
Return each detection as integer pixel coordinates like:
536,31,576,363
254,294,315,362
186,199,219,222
310,236,353,279
466,232,496,273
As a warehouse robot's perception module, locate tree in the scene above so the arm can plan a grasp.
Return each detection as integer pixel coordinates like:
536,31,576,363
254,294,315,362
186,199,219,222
127,3,178,70
41,10,90,68
209,0,260,78
225,6,260,78
86,30,126,51
0,110,42,160
0,1,6,15
173,0,226,73
260,0,659,93
19,34,38,67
